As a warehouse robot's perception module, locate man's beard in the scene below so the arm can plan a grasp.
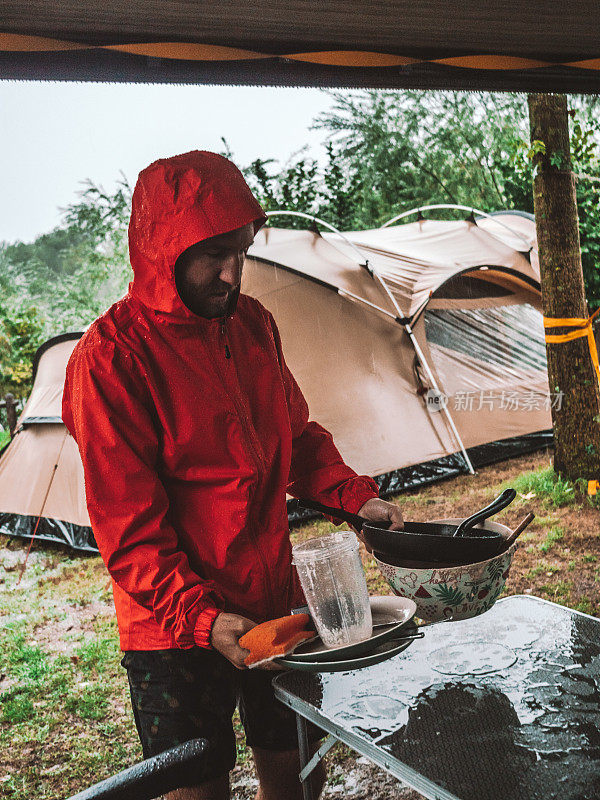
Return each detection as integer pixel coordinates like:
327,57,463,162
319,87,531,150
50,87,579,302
178,284,241,319
203,284,240,319
224,285,241,317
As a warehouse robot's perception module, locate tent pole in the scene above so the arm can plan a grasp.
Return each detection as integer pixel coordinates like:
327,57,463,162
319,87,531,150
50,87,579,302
341,286,475,474
264,209,475,474
266,210,369,267
366,269,476,475
379,204,535,253
404,322,475,475
337,288,398,320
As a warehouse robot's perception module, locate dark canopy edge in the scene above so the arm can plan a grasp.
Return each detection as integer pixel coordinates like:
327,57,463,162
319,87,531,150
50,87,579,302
1,50,600,93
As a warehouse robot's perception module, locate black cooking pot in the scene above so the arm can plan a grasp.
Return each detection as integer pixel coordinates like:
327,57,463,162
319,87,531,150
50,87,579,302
291,490,516,564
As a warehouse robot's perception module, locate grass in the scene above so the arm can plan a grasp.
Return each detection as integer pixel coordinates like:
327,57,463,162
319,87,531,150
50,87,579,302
2,694,35,724
1,450,599,799
539,579,573,601
539,525,565,553
74,636,118,674
502,464,600,511
65,686,111,721
526,563,559,579
0,550,138,800
573,597,596,614
0,429,10,449
508,466,577,507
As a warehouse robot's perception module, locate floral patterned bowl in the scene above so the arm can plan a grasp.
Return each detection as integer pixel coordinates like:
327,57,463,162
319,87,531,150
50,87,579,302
374,519,516,623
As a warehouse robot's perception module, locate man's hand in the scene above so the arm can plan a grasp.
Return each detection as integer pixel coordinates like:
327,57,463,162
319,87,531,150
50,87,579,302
358,498,404,531
353,498,403,552
210,612,285,672
210,612,256,669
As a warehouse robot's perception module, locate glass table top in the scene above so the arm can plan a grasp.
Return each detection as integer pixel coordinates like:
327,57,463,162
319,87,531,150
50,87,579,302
274,595,600,800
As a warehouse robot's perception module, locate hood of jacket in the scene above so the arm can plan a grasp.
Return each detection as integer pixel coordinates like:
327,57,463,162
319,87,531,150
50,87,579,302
128,150,266,320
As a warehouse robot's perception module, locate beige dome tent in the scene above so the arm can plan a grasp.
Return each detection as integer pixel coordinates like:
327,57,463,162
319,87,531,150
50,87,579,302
0,333,95,551
243,208,551,500
0,210,551,551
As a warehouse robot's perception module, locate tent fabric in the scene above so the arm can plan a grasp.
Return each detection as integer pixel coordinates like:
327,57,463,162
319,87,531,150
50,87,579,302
251,218,540,320
0,426,89,527
244,214,551,476
341,220,540,317
249,227,399,316
0,424,95,550
0,214,552,552
0,333,95,550
18,335,84,424
1,3,600,91
475,212,538,252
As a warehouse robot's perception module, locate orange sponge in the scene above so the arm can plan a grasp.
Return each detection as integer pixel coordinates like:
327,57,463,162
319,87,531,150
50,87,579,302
239,614,314,668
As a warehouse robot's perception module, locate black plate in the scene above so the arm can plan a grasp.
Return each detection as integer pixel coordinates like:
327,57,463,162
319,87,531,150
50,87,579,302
287,596,418,662
276,637,417,673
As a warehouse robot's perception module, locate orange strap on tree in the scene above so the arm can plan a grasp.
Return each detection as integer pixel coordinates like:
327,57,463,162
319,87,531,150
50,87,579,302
543,307,600,390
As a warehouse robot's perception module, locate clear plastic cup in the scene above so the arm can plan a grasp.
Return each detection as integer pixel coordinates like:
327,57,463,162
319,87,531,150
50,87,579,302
292,530,373,648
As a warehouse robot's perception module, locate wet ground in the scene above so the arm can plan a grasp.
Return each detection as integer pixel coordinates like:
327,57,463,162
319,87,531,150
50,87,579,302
2,447,599,799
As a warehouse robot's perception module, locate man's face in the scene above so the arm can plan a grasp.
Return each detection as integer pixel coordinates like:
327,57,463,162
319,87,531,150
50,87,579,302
174,223,255,319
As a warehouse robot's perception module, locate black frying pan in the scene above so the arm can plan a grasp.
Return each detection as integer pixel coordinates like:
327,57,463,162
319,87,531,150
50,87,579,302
291,489,516,564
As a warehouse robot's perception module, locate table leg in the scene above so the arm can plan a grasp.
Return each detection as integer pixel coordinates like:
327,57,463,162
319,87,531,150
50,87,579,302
296,713,315,800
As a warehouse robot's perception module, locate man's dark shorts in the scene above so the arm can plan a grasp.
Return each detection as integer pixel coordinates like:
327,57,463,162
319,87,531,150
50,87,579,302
121,647,323,783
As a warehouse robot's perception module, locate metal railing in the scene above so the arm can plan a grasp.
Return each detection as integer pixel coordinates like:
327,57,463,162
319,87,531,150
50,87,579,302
65,738,208,800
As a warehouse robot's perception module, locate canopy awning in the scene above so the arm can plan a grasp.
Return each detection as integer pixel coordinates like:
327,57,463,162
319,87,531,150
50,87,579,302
1,1,600,92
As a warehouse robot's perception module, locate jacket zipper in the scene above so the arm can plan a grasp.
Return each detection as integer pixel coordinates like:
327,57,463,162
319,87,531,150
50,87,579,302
214,318,275,614
220,320,231,359
217,320,267,473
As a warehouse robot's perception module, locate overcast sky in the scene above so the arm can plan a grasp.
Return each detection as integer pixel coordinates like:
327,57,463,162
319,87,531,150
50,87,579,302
0,81,336,244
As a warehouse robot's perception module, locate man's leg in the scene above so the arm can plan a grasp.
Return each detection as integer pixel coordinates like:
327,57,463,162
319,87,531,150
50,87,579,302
121,649,238,798
163,774,230,800
239,668,326,800
251,744,326,800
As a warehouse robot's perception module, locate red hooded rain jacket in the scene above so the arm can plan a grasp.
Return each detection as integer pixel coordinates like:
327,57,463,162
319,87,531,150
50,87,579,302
62,150,379,652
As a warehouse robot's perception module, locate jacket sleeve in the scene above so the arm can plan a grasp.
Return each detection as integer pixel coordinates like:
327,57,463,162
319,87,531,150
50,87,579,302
265,310,379,514
62,336,223,649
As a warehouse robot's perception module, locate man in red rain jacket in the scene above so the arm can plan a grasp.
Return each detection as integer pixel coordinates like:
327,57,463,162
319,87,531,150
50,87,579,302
62,151,403,800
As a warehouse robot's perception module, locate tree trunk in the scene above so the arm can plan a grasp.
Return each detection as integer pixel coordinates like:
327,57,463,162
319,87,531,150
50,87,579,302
528,93,600,480
4,393,17,438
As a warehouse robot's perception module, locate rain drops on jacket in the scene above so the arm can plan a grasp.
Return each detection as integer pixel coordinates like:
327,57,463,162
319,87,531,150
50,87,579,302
62,151,379,652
